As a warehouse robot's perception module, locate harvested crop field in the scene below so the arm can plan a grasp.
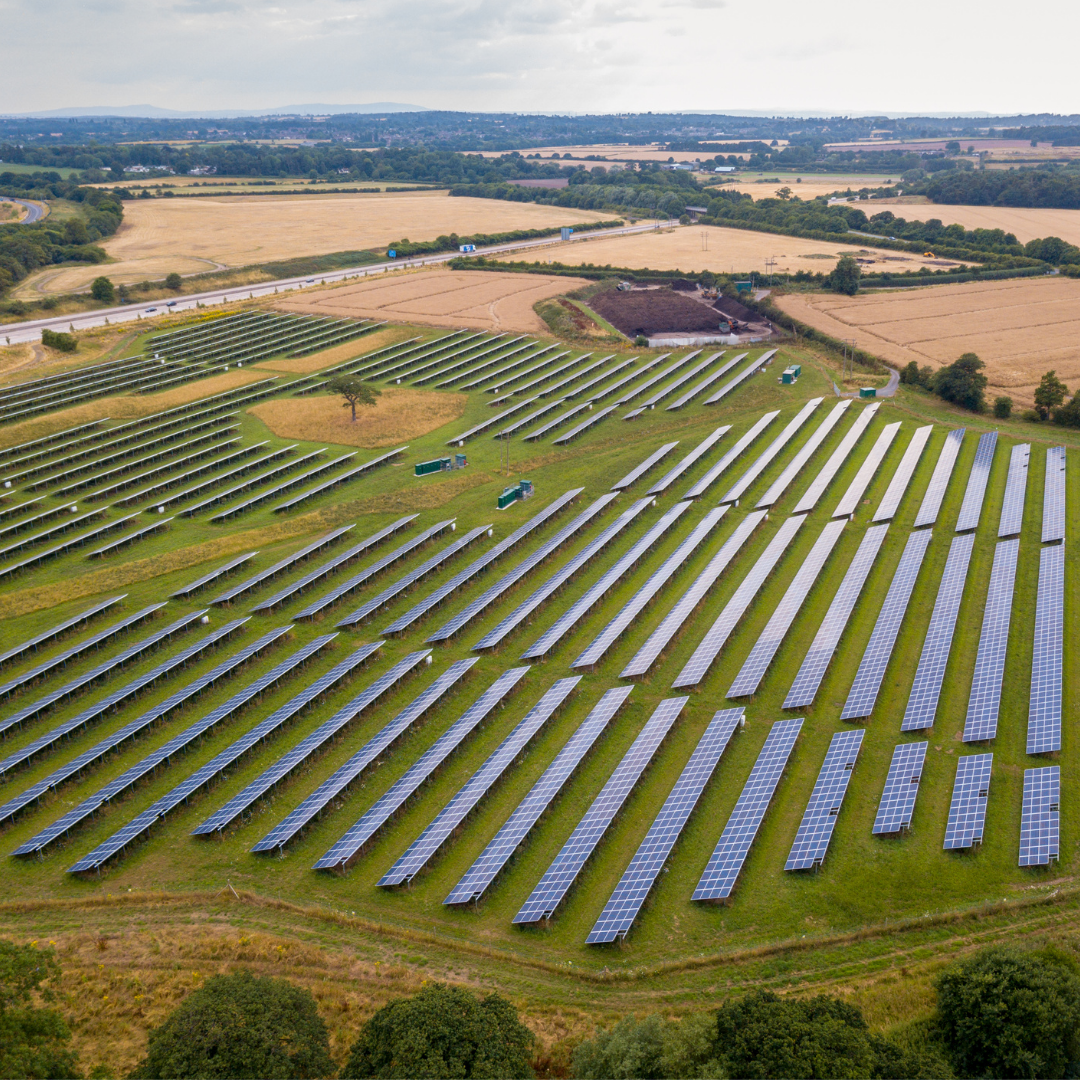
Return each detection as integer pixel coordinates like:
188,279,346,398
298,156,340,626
774,275,1080,401
276,267,591,332
17,192,615,296
249,387,467,448
502,224,963,275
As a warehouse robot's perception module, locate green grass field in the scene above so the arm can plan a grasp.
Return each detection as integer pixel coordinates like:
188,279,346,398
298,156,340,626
0,320,1077,1064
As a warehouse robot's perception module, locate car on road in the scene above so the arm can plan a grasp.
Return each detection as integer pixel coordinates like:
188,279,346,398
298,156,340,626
145,307,157,313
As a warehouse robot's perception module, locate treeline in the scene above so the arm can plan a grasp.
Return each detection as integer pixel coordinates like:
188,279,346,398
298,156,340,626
917,166,1080,208
383,219,618,258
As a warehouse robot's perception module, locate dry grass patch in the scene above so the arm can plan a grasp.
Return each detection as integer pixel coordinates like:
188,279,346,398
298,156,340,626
0,325,142,385
250,386,467,447
253,326,416,375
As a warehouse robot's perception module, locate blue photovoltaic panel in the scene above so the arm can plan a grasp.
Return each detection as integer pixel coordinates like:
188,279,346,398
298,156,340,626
171,552,258,599
272,446,407,513
784,524,889,709
727,519,847,698
1027,543,1064,754
209,452,360,521
634,351,713,410
832,421,902,518
513,696,687,924
447,396,539,444
962,538,1019,742
1042,447,1066,543
621,510,767,679
872,742,926,835
841,529,933,720
612,442,680,491
445,686,633,906
692,717,802,900
494,398,566,439
522,501,691,660
943,753,992,850
378,675,582,886
754,400,851,509
0,595,124,670
667,352,747,410
872,425,933,522
683,412,778,499
646,426,730,495
998,443,1030,537
785,728,864,870
522,402,589,441
565,357,634,400
611,353,677,405
719,399,824,504
87,517,174,558
180,448,327,517
914,428,965,527
312,667,534,868
1019,766,1059,867
792,403,881,514
587,707,743,942
901,533,975,732
672,515,806,689
552,405,619,445
574,507,728,669
954,431,998,532
702,351,775,405
474,498,652,650
428,495,617,643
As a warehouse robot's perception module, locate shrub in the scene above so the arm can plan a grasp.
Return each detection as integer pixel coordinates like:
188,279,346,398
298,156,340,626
1022,408,1042,422
1034,369,1068,420
90,276,115,302
993,395,1013,418
634,335,649,347
165,272,182,290
825,256,861,295
41,329,78,353
932,352,987,412
572,1013,721,1079
1052,395,1080,427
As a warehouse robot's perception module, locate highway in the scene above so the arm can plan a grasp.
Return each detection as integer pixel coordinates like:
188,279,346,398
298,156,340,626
0,197,46,224
0,219,677,345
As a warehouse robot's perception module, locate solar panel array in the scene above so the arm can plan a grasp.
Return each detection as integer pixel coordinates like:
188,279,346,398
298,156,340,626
587,706,743,942
997,443,1030,537
683,412,778,499
954,431,998,533
962,538,1019,742
784,524,889,709
447,396,539,445
445,686,633,906
552,405,618,446
667,352,748,410
702,350,775,406
841,529,934,720
692,718,802,900
901,533,975,732
621,510,767,679
513,696,686,924
832,421,901,518
872,424,933,522
1027,543,1064,754
1042,447,1066,543
785,728,864,870
790,403,881,515
727,518,847,698
311,667,536,868
913,428,965,527
1019,766,1059,867
872,742,926,835
0,594,124,672
88,517,175,558
612,442,679,491
646,426,730,496
754,400,851,509
943,753,992,850
672,514,806,689
272,446,407,513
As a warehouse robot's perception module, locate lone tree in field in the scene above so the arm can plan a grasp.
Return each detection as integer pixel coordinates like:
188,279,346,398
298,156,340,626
90,276,115,303
826,256,861,296
328,377,381,422
1034,370,1068,420
933,352,988,412
165,272,182,291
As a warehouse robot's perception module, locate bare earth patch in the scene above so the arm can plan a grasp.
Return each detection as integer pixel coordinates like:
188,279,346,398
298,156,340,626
250,386,467,448
276,267,591,333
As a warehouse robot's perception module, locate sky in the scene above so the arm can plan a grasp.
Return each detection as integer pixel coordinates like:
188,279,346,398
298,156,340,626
3,0,1079,116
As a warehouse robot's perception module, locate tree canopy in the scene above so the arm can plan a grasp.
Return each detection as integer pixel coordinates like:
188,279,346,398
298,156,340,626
825,256,862,296
328,377,381,422
932,352,988,412
1034,370,1069,419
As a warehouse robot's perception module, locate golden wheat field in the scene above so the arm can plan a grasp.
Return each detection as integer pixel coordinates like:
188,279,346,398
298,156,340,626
774,275,1080,401
503,224,963,275
277,268,591,333
16,192,616,296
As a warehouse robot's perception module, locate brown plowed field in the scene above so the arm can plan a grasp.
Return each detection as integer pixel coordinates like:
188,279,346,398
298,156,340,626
588,289,722,337
774,275,1080,402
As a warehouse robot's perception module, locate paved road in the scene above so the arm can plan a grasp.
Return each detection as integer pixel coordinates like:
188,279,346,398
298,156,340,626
0,219,678,346
0,197,46,224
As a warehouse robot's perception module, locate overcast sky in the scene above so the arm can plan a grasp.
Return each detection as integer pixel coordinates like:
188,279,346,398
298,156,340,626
3,0,1078,116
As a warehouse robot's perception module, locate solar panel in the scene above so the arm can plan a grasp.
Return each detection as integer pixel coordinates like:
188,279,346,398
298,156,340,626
310,666,532,868
584,352,671,403
621,510,767,679
383,490,582,635
0,595,123,669
574,507,728,670
727,519,847,698
702,350,776,406
522,501,691,661
755,400,852,509
13,625,289,856
0,507,106,560
913,428,965,527
672,514,806,689
832,421,901,518
647,427,730,496
462,346,567,394
209,451,359,521
565,358,635,400
445,686,633,906
87,517,174,558
1041,447,1066,543
719,399,824,504
494,398,567,439
634,351,712,409
668,353,749,411
872,742,926,835
612,442,680,491
872,424,933,522
943,753,992,850
962,538,1019,743
179,448,326,517
901,533,975,732
473,498,652,651
954,431,998,532
840,529,933,720
0,513,147,580
784,524,889,709
513,696,687,924
692,717,802,901
1027,543,1064,754
587,706,743,942
998,443,1030,537
785,728,864,870
447,397,540,445
791,404,884,515
538,354,615,398
428,495,617,643
435,339,540,389
611,353,682,405
272,447,407,513
1019,766,1059,867
552,405,618,446
683,413,778,499
195,649,436,838
523,402,591,442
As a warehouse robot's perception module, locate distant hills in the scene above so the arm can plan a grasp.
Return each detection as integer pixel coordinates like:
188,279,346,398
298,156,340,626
3,103,429,119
